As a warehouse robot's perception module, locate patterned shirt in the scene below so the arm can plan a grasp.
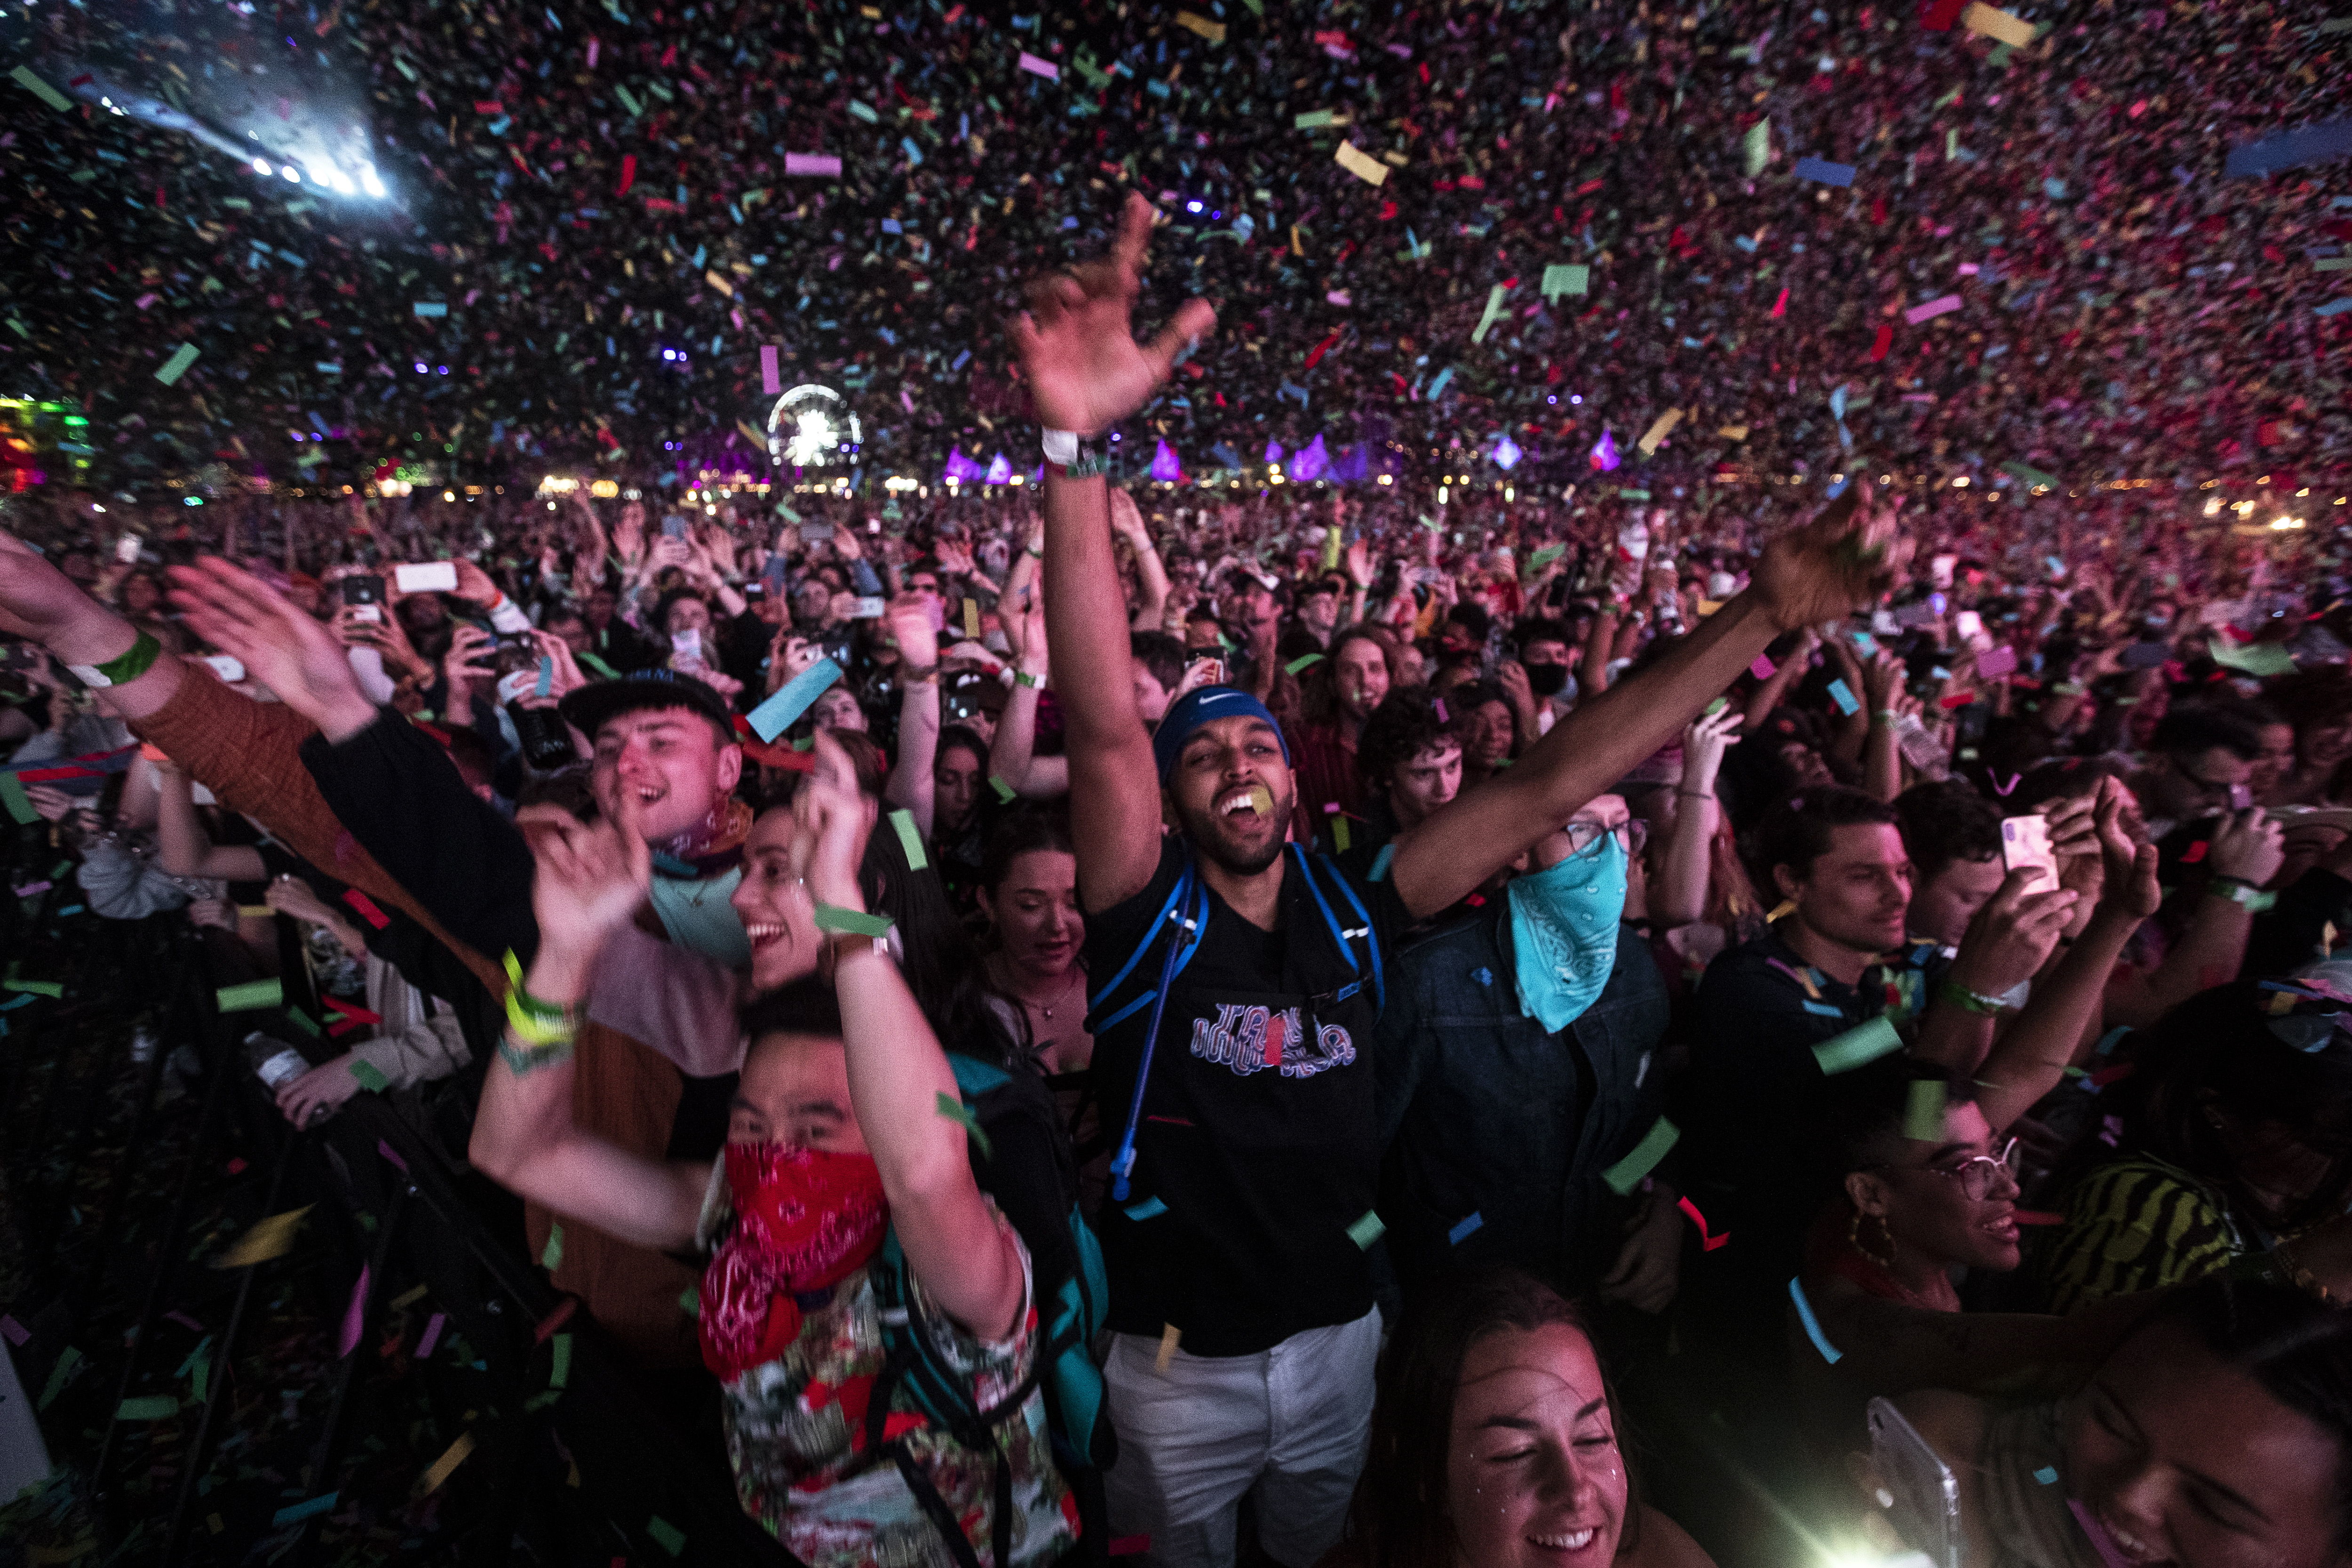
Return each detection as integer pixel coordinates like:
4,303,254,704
717,1201,1077,1567
2041,1156,2238,1316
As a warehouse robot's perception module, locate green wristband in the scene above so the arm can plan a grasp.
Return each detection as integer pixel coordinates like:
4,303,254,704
67,629,162,689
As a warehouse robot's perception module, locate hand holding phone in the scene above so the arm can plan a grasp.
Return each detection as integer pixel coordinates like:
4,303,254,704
2000,814,2057,884
393,562,459,594
1865,1399,1962,1568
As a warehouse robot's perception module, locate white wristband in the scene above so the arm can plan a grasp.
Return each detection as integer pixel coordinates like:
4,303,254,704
1041,429,1081,465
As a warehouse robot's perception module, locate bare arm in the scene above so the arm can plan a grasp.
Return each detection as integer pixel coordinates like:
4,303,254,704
1654,708,1739,928
881,592,943,834
1012,194,1215,914
1111,489,1170,631
1390,487,1910,921
2103,811,2281,1026
466,790,706,1250
803,736,1026,1337
153,764,269,881
990,592,1070,798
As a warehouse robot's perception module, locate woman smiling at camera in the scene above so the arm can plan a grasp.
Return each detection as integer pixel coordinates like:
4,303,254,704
1320,1271,1712,1568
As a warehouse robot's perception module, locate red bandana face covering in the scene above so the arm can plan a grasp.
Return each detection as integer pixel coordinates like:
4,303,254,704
699,1140,890,1382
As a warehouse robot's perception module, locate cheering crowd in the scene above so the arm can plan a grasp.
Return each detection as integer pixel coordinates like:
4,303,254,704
4,190,2352,1568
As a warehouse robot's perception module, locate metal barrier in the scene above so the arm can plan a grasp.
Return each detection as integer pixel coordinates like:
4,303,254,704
1,823,796,1567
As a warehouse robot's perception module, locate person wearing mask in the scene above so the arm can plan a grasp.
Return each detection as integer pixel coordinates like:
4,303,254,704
466,743,1076,1565
1498,617,1580,743
1373,795,1681,1314
1015,193,1905,1568
1286,625,1403,850
2128,704,2268,842
1326,1270,1714,1568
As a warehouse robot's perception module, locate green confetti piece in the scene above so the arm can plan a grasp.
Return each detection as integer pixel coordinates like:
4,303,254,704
813,904,893,936
284,1010,321,1038
989,775,1017,803
549,1332,572,1389
936,1091,994,1161
349,1060,391,1093
1903,1078,1948,1142
117,1395,180,1421
1285,653,1326,675
647,1516,686,1557
1599,1115,1680,1196
1471,282,1511,343
215,978,283,1013
1705,696,1731,716
5,977,62,998
1541,262,1590,300
1999,460,2062,492
153,344,201,386
1528,544,1565,571
1617,488,1653,501
39,1345,82,1409
524,1389,562,1410
1812,1015,1906,1075
191,1351,210,1404
540,1224,563,1272
1346,1210,1386,1249
0,773,36,824
890,808,928,870
10,64,73,111
679,1287,699,1317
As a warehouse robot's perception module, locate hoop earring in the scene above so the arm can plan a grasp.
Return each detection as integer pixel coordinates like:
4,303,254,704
1849,1209,1898,1272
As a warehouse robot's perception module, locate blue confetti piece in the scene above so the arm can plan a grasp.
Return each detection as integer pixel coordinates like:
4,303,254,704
272,1493,339,1527
1448,1212,1484,1245
1827,678,1860,715
2317,298,2352,318
1801,999,1843,1018
1789,1277,1842,1363
2225,120,2352,178
1369,844,1395,882
1123,1195,1168,1221
545,4,562,23
1792,156,1856,187
2034,1466,2060,1486
534,656,553,698
746,657,844,742
413,302,448,318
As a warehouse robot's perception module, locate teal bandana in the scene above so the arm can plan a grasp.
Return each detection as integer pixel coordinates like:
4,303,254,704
1507,833,1627,1033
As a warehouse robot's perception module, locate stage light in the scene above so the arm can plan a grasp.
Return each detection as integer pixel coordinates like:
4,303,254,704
414,362,428,373
252,157,271,175
359,164,385,197
281,165,300,182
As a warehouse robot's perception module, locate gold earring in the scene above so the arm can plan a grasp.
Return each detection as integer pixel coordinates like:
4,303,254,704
1849,1208,1897,1271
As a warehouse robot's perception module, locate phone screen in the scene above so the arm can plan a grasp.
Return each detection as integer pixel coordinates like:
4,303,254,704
663,517,689,540
2000,814,2057,883
1867,1398,1962,1568
393,562,458,594
116,533,143,565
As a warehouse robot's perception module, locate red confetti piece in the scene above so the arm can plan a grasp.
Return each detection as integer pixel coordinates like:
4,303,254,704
617,153,636,196
533,1297,579,1345
2012,1210,2066,1226
342,888,391,929
1678,1196,1730,1250
1868,324,1893,362
2180,841,2208,863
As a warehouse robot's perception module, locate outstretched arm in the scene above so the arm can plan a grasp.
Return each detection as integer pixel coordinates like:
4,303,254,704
1012,193,1216,913
1389,489,1909,920
880,593,944,834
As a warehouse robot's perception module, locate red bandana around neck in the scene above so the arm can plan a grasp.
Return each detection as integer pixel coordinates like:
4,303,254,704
700,1140,889,1382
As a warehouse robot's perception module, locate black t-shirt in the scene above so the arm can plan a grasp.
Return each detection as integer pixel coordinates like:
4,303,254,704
1083,836,1406,1355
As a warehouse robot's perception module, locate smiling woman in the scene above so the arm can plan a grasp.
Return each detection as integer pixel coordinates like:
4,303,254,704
1324,1271,1714,1568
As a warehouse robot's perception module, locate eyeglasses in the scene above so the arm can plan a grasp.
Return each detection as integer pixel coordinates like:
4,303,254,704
1917,1137,2022,1202
1563,819,1648,857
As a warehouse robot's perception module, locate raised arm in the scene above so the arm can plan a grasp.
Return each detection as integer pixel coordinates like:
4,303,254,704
1389,489,1908,920
467,788,706,1250
1011,193,1216,913
990,590,1070,799
881,592,944,835
1110,488,1170,631
801,736,1025,1338
1653,706,1739,928
152,760,269,882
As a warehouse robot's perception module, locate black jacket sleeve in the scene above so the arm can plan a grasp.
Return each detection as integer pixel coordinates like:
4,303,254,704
300,707,541,969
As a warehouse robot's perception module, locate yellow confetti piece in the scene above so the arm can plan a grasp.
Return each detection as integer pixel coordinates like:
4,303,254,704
415,1431,475,1495
963,597,981,638
1247,785,1274,816
703,269,734,296
1961,1,2035,46
1637,407,1686,456
1718,424,1750,441
1765,899,1797,923
1334,142,1390,187
1156,1322,1182,1372
213,1206,313,1269
1174,10,1226,42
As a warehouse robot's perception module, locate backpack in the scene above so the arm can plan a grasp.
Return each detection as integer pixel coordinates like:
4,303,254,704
852,1052,1114,1567
1093,844,1385,1203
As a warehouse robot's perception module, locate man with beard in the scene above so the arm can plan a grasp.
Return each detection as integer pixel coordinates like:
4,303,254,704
1012,193,1908,1568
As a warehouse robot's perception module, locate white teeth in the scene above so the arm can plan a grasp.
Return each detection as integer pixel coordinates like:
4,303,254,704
1529,1529,1596,1551
1217,789,1256,816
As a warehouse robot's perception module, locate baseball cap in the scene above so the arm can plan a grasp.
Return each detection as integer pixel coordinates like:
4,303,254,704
557,668,739,744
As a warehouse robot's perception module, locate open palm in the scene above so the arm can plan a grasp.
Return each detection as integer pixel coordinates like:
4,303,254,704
167,557,375,737
1009,192,1219,437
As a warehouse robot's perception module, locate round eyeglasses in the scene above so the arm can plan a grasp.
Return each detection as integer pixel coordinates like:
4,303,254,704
1563,819,1649,858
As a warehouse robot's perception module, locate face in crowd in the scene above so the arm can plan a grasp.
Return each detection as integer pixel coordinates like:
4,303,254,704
1165,713,1293,877
589,704,742,844
1781,820,1914,956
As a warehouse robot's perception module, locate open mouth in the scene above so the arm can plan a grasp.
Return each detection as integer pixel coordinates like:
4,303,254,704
743,922,790,951
2097,1511,2166,1564
1980,1207,2019,1242
1526,1528,1599,1555
1216,785,1272,820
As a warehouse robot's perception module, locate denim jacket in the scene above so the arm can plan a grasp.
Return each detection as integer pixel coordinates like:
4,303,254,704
1373,909,1670,1303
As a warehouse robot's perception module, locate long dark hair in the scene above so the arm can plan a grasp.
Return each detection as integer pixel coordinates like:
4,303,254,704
1343,1271,1644,1568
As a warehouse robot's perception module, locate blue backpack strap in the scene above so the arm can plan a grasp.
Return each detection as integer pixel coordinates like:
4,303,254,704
1088,861,1192,1014
1107,868,1206,1203
1291,845,1384,1012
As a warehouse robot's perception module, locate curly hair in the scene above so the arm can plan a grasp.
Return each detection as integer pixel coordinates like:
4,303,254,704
1355,686,1467,797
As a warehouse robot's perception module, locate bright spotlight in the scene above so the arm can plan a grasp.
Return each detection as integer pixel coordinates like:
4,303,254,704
251,157,271,175
359,165,385,197
281,165,301,182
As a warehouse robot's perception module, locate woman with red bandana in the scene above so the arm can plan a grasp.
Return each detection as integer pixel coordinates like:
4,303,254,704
469,733,1075,1566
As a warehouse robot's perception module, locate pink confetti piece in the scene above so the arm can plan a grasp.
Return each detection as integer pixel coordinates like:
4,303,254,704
338,1265,369,1358
1904,294,1963,325
166,1310,204,1332
586,36,598,66
134,293,159,311
376,1138,409,1174
1749,654,1777,680
761,343,780,396
415,1312,446,1359
1017,50,1060,79
0,1315,27,1346
783,151,842,177
14,882,51,898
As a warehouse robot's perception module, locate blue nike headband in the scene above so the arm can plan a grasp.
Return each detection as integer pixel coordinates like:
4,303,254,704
1151,685,1291,782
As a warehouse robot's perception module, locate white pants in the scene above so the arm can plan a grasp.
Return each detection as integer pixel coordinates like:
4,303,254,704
1101,1307,1382,1568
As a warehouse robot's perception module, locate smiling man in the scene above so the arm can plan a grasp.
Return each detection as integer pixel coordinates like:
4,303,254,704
1014,193,1906,1568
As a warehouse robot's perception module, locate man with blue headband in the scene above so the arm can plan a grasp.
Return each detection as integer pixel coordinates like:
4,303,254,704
1009,193,1908,1568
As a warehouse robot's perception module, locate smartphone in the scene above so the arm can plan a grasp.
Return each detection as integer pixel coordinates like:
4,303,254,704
800,522,834,543
1954,610,1985,641
115,533,143,565
1929,553,1957,589
2228,783,2255,812
850,596,888,619
339,574,386,607
662,516,689,540
393,562,458,594
2000,814,2057,883
670,629,704,662
1183,655,1226,688
1866,1399,1961,1568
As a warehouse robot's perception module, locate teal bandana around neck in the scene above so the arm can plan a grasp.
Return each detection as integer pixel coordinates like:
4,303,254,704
1507,833,1628,1034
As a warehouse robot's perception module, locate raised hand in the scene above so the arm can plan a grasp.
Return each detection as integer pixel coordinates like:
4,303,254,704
794,731,877,915
1748,482,1910,633
1009,192,1218,437
167,557,379,741
529,780,650,956
1681,704,1745,794
884,589,940,672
